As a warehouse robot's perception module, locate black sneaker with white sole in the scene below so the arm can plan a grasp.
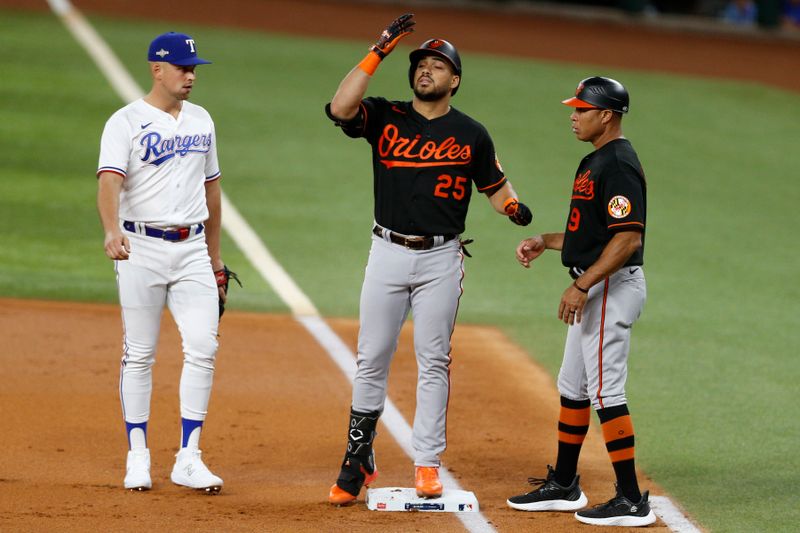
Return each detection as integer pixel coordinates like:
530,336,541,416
575,486,657,527
507,465,588,511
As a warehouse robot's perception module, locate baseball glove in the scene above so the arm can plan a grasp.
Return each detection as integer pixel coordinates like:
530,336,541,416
214,265,242,319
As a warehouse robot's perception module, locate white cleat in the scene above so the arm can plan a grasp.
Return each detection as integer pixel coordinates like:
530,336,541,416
170,447,223,494
124,448,152,491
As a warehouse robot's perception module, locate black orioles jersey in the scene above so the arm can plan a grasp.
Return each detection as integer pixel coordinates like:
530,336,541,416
561,138,646,269
326,97,506,235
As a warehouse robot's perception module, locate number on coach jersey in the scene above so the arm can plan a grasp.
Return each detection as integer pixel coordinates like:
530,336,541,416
434,174,467,200
568,207,581,231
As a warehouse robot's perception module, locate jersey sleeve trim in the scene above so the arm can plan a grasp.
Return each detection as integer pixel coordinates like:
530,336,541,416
608,221,644,230
476,176,507,193
97,167,126,179
205,171,221,181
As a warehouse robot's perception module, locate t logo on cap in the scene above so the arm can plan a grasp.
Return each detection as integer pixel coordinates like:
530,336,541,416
148,32,211,66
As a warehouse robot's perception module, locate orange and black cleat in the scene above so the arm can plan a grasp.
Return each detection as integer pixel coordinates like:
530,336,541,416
415,466,443,498
328,453,378,505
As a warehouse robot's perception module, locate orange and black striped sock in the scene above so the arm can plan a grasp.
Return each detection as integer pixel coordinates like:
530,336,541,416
554,396,591,487
598,404,641,502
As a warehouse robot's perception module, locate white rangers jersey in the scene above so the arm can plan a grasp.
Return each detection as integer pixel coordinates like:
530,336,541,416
98,98,220,227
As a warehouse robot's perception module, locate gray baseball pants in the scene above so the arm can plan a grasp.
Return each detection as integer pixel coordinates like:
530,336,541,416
557,266,646,410
352,231,464,466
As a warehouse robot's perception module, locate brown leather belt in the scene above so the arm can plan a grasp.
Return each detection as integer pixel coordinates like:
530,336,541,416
373,225,456,251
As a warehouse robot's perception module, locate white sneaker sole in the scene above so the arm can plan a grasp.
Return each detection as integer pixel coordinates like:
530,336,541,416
124,471,152,490
507,491,588,511
170,473,223,494
574,509,657,527
124,450,151,491
124,482,151,491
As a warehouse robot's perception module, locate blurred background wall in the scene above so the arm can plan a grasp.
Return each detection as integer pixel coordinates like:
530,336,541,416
396,0,797,30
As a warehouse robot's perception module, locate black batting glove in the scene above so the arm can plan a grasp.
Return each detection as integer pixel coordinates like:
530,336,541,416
505,199,533,226
371,13,415,58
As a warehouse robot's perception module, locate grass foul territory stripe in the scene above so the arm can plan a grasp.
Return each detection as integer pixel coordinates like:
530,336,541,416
49,1,497,531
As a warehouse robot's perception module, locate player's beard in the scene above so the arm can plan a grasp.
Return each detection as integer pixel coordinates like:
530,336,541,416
413,83,450,102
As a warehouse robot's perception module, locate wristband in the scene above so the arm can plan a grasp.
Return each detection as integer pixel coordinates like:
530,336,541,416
357,50,382,76
573,280,589,294
503,197,519,215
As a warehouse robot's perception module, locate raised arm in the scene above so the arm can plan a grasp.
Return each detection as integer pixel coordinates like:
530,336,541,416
329,13,415,120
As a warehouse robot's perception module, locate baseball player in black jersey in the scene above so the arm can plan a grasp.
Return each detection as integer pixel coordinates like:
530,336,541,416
506,77,656,527
325,14,532,505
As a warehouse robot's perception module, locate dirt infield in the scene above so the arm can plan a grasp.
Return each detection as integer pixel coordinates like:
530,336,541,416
0,299,669,532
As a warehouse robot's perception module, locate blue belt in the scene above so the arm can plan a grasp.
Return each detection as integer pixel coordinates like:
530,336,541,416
123,221,204,242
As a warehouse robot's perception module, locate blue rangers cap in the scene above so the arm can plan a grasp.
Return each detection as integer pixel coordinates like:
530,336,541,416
147,32,211,65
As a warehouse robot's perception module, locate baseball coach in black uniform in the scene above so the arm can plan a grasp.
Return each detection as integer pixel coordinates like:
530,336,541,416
507,77,656,527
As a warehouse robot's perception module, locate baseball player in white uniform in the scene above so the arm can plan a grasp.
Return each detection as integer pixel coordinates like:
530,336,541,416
97,32,226,493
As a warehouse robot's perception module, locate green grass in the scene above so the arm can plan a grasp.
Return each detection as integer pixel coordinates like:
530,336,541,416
1,9,799,531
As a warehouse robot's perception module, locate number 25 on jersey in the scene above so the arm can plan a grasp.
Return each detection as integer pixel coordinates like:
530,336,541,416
434,174,467,200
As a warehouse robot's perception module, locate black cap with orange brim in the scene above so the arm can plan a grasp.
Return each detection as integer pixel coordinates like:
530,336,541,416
562,96,600,109
562,76,629,113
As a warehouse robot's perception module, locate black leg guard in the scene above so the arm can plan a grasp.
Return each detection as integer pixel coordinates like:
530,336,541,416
336,452,376,497
336,409,379,497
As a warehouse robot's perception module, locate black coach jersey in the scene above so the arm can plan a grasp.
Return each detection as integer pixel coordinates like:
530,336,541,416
325,97,507,235
561,138,646,269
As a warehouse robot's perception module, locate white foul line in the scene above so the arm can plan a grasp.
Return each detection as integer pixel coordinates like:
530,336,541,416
50,1,496,531
218,194,318,317
650,496,702,533
49,2,699,531
48,0,141,104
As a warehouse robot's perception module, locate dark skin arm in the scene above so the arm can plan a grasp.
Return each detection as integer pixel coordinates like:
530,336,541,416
516,230,642,325
560,230,642,325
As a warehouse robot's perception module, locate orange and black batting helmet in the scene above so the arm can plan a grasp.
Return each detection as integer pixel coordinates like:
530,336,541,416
408,39,462,95
562,76,629,114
